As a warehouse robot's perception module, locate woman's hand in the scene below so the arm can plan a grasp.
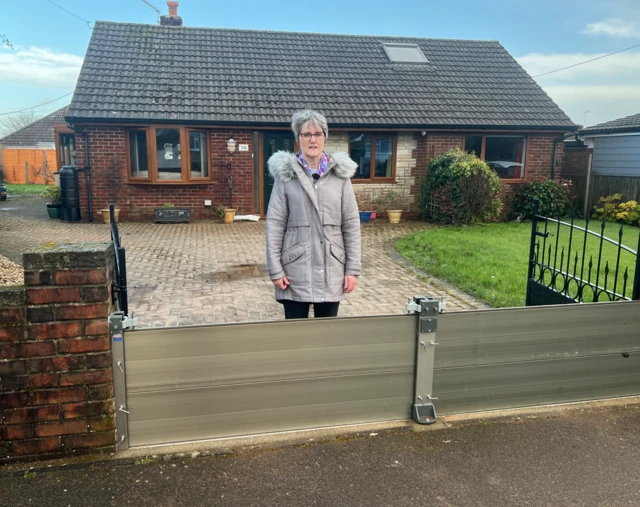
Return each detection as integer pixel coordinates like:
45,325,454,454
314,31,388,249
272,276,290,290
344,275,358,293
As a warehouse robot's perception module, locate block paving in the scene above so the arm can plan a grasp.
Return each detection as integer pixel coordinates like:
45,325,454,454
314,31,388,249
1,195,488,328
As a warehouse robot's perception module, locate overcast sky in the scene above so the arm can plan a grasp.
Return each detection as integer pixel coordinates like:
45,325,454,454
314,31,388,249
1,0,639,127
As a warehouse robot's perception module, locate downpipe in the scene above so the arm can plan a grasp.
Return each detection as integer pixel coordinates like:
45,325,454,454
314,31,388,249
66,123,93,222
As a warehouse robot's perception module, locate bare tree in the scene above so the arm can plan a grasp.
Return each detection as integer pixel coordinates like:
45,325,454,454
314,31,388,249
0,110,44,138
31,151,55,185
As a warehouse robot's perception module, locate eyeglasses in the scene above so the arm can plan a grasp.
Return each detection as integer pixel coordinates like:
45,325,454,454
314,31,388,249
299,132,325,141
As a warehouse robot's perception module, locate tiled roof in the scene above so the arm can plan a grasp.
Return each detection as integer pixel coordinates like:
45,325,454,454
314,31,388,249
0,106,69,147
68,22,576,130
580,112,640,135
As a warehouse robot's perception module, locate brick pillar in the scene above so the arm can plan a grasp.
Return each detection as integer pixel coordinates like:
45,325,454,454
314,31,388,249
0,242,116,462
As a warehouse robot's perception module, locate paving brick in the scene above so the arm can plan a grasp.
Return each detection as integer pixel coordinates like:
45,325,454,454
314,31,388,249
1,196,488,330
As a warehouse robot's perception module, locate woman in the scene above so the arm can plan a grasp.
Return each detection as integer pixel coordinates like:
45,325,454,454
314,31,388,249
266,109,361,319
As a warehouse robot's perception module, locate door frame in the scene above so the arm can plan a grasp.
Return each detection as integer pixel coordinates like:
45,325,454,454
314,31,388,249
258,131,298,216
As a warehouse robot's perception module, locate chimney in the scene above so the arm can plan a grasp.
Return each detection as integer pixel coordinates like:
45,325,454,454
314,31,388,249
160,1,183,26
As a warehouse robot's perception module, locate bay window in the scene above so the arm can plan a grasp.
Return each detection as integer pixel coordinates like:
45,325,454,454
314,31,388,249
128,127,210,183
464,134,527,179
349,133,397,182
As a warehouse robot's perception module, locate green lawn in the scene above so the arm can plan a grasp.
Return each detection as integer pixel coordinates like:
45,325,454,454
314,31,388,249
5,184,49,195
396,220,640,308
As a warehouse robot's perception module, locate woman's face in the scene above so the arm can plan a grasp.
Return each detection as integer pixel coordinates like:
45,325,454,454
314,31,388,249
299,121,325,161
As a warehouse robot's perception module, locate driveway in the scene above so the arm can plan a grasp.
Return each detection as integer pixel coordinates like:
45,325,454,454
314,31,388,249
0,195,487,328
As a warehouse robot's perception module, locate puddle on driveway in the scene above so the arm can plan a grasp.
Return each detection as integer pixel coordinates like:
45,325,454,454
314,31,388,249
211,263,268,282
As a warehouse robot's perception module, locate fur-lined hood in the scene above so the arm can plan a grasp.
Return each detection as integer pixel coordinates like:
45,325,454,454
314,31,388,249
268,151,358,182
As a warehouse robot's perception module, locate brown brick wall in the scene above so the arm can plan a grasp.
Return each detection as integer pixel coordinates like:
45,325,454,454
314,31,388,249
408,132,565,218
70,127,565,221
562,146,592,178
0,243,116,462
73,127,256,221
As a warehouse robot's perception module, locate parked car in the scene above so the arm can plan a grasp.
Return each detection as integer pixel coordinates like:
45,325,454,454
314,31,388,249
0,184,7,201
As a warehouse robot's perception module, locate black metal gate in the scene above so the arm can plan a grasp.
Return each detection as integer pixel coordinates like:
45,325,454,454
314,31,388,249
110,204,128,315
526,199,640,306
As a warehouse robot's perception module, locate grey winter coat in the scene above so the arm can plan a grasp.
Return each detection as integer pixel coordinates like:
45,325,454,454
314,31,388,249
266,151,362,303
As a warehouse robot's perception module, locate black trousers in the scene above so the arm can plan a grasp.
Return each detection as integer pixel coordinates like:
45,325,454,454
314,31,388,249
282,300,340,319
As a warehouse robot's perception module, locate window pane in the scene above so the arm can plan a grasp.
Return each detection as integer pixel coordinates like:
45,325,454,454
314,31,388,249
374,136,393,178
465,135,482,157
129,131,148,178
156,128,182,180
485,136,525,179
350,134,371,179
190,131,208,178
59,134,76,167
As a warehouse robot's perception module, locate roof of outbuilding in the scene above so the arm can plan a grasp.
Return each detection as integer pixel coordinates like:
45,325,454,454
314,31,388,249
0,106,69,147
580,112,640,136
67,21,576,130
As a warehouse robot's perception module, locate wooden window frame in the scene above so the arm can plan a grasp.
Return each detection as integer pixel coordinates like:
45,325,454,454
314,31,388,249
126,126,212,185
348,133,398,184
58,133,76,168
54,126,75,170
463,133,529,183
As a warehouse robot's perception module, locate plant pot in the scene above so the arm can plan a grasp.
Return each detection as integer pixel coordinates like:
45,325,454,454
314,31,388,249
387,210,403,224
100,208,120,224
371,212,376,220
359,211,373,223
46,204,61,219
154,208,190,223
223,208,236,224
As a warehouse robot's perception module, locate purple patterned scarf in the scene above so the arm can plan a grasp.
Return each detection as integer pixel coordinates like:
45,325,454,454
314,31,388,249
297,151,328,177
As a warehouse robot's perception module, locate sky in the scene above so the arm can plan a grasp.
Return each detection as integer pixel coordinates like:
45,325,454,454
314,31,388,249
1,0,639,128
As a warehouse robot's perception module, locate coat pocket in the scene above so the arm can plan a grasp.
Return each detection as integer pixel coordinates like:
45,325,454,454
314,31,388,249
281,243,305,265
326,242,346,286
281,243,309,285
329,243,346,264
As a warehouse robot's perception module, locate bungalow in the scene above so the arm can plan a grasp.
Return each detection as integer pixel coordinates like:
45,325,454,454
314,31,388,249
0,105,72,184
62,2,577,222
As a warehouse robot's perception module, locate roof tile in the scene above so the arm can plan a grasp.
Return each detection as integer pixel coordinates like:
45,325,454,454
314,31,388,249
68,23,575,129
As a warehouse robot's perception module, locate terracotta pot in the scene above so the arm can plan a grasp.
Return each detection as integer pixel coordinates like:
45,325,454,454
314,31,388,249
100,208,120,224
387,210,402,224
223,208,236,224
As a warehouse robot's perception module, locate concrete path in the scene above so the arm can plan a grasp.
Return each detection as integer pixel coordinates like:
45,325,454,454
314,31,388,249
2,400,639,506
1,195,488,328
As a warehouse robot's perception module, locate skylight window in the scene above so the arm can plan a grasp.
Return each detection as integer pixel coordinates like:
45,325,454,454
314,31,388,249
382,43,429,64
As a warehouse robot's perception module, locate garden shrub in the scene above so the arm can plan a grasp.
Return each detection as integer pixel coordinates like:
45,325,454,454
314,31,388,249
0,165,5,183
420,148,501,224
592,194,640,226
512,178,572,219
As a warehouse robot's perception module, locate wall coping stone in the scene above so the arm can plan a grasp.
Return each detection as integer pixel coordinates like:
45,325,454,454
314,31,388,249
0,287,27,307
23,242,114,270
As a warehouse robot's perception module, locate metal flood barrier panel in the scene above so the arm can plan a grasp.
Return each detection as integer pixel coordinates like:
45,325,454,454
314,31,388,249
121,315,417,447
433,301,640,414
114,300,640,449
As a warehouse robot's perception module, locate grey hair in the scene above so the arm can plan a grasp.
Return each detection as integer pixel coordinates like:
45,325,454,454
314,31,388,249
291,109,329,140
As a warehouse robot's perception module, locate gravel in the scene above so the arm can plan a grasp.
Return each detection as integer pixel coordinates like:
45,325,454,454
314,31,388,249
0,255,23,286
